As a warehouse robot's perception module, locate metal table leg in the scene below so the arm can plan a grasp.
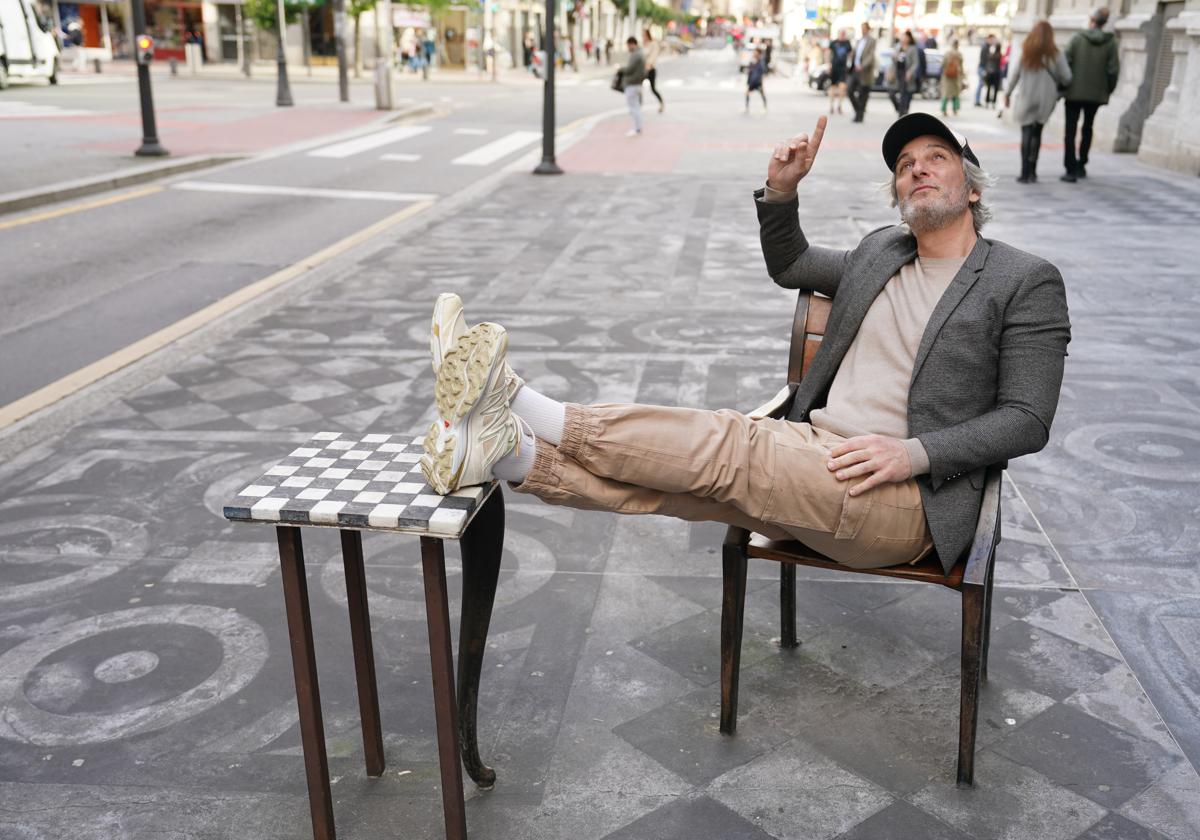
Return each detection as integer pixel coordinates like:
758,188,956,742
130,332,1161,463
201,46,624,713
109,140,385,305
340,529,385,777
457,489,504,788
276,526,336,840
420,536,468,840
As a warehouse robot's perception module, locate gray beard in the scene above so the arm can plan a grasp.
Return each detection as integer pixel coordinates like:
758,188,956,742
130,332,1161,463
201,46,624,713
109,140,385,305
899,185,971,235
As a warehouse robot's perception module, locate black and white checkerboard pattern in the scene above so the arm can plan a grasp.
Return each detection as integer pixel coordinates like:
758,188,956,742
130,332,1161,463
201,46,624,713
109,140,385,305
224,432,495,537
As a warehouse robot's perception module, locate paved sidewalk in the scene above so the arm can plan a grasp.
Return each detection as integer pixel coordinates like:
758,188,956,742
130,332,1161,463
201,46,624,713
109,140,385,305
1,80,1199,839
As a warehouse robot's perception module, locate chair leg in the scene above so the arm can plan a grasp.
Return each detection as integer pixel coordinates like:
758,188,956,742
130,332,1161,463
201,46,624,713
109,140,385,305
780,564,799,649
720,540,749,735
981,561,995,681
958,583,985,788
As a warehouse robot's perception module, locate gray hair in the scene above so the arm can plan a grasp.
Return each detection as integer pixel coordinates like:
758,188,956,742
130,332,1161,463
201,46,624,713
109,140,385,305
883,156,996,232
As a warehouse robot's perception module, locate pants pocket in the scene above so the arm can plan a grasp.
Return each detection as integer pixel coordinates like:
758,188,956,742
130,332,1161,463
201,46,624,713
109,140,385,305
761,436,847,534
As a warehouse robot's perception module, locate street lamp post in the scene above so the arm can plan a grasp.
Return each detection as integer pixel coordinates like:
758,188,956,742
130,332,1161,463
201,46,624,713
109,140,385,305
334,0,349,101
276,0,295,106
532,0,562,174
130,0,167,156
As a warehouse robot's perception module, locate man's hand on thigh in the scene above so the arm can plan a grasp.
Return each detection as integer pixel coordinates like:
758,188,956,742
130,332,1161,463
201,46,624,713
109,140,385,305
827,435,912,497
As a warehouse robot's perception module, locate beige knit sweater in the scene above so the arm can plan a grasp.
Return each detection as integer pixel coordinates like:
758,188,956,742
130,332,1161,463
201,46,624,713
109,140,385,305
763,185,966,477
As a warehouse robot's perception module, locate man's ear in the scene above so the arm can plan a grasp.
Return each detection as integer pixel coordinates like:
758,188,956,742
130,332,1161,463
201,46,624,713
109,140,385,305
968,189,981,204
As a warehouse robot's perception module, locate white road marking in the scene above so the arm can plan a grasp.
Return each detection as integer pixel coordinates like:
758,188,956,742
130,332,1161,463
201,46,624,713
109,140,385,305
173,181,436,202
0,101,92,118
451,131,542,166
453,128,489,135
306,125,431,158
380,153,422,162
663,79,684,88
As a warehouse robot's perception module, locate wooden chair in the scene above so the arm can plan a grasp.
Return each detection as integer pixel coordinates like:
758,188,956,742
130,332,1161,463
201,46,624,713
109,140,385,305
719,291,1002,788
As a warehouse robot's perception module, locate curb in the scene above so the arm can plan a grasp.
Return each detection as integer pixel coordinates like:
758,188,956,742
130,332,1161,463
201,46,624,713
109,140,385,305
0,103,437,218
0,155,244,217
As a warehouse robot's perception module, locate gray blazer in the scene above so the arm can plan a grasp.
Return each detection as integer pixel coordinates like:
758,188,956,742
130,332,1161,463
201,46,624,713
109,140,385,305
755,191,1071,573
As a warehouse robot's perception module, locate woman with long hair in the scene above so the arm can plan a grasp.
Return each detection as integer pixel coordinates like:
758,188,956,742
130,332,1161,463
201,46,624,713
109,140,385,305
1004,20,1072,183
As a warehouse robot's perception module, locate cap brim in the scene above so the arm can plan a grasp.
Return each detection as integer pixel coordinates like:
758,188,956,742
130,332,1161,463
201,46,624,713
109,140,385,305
882,113,980,171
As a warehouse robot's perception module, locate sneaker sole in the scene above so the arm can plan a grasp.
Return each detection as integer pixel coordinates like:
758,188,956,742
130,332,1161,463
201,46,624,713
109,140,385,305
430,292,465,373
422,323,507,493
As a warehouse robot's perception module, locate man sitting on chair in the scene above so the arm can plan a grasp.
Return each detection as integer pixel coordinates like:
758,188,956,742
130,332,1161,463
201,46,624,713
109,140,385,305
420,112,1071,574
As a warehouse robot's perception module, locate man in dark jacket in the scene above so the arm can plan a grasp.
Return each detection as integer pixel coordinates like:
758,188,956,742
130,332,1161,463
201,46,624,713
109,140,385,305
420,114,1071,576
1061,7,1121,181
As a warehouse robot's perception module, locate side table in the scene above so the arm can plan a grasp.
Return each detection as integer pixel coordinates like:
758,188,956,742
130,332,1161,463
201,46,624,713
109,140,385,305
224,431,504,840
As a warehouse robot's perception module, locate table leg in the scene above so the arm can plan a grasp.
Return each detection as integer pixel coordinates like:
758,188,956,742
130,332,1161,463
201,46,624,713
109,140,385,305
340,529,385,777
276,526,336,840
457,489,503,789
420,536,468,840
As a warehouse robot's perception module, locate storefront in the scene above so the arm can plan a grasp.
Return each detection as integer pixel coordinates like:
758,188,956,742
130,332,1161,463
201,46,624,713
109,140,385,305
141,0,204,61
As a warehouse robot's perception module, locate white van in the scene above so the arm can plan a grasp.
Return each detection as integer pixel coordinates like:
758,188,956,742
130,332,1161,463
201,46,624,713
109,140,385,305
0,0,59,88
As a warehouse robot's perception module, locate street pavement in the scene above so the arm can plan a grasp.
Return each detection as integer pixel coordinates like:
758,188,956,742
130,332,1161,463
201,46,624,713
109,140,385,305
1,46,1199,840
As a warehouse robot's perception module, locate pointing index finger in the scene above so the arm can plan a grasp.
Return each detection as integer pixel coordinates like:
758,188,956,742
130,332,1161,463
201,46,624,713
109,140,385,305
808,116,828,158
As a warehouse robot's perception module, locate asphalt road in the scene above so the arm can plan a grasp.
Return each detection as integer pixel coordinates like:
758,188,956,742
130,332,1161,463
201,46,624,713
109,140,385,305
0,58,669,412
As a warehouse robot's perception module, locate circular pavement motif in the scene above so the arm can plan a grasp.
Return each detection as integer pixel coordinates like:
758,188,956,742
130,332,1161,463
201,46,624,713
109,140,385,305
1063,419,1200,482
0,605,268,746
0,515,147,604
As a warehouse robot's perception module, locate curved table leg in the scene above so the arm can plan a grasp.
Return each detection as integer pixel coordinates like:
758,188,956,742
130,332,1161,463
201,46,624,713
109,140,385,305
456,488,504,789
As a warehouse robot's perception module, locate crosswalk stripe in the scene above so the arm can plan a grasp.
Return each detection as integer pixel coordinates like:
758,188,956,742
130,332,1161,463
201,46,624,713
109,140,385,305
307,125,431,159
450,131,542,166
173,181,436,202
663,79,684,88
453,128,489,135
0,101,92,119
380,153,422,162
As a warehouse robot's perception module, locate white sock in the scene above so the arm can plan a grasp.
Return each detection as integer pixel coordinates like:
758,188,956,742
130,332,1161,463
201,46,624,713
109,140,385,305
492,417,536,483
510,385,565,446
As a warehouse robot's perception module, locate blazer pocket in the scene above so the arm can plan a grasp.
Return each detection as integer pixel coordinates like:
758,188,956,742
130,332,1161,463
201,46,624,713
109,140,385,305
967,467,987,490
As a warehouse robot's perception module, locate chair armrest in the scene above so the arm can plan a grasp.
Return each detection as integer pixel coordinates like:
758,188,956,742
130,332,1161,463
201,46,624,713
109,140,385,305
962,466,1003,587
747,384,798,421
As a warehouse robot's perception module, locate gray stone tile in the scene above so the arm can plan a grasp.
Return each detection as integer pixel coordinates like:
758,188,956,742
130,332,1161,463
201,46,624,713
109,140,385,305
833,800,973,840
792,612,944,691
911,752,1108,840
1119,762,1200,840
1072,813,1171,840
611,687,795,787
601,795,777,840
985,620,1122,701
991,703,1182,809
707,740,893,840
1066,666,1184,756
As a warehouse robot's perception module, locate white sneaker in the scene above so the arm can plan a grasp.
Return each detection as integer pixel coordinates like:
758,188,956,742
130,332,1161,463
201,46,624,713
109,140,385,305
625,129,641,137
430,292,524,399
421,323,520,494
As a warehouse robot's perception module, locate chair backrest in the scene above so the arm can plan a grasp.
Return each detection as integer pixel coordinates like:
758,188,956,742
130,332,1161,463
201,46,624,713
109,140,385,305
787,291,832,387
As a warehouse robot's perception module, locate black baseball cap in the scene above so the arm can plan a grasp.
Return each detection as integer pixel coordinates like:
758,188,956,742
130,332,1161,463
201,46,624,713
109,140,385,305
882,113,980,171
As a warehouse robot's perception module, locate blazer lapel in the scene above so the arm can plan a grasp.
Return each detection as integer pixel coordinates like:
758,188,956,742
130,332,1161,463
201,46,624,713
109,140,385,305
909,236,992,386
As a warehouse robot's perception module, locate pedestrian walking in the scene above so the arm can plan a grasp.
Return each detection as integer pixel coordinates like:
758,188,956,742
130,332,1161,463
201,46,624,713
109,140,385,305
620,36,647,136
605,38,613,65
643,30,665,114
978,34,1003,107
1060,7,1120,181
940,39,965,116
1004,20,1071,183
887,31,919,116
827,29,853,115
523,33,534,71
764,39,774,74
848,22,877,123
745,48,768,114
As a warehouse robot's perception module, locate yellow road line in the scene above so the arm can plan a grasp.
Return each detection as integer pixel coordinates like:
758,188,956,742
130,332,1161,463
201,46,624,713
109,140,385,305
0,185,164,232
0,199,435,431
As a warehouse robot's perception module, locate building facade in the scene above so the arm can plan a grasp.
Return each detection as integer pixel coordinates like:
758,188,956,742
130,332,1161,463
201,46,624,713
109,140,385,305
1012,0,1200,174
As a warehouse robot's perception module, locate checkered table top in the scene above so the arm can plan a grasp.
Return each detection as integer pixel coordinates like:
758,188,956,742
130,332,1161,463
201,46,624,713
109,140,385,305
224,431,496,537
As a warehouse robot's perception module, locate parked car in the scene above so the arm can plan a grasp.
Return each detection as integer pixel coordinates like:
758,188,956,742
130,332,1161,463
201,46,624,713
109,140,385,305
808,46,942,100
0,0,59,88
663,35,690,55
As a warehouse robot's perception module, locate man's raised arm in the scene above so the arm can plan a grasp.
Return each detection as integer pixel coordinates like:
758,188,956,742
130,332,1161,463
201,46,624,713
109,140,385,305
755,116,849,298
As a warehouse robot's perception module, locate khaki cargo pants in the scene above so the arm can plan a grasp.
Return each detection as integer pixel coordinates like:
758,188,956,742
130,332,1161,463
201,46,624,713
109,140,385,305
513,403,932,569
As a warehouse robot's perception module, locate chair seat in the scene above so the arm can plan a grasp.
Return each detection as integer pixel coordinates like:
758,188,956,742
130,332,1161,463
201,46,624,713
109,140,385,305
746,533,965,589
